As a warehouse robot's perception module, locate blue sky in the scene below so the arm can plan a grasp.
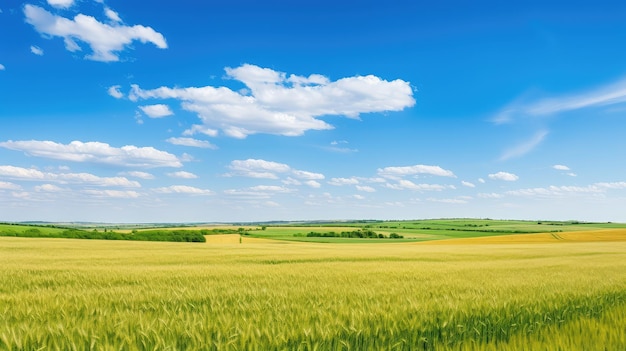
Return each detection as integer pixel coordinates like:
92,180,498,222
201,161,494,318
2,0,626,223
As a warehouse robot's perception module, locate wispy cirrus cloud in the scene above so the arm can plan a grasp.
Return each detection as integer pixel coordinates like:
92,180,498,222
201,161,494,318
506,182,626,198
24,3,167,62
0,140,182,168
499,130,548,161
494,78,626,124
127,64,415,138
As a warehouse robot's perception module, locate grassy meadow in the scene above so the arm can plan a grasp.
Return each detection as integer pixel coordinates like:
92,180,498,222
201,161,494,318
1,228,625,350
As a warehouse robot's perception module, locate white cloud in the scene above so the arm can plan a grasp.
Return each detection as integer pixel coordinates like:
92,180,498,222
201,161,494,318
488,172,519,181
139,104,173,118
166,137,217,149
328,177,360,186
153,185,212,195
24,4,167,62
493,77,626,123
427,197,469,204
292,169,325,180
505,184,619,198
30,45,44,56
461,181,475,188
352,194,365,200
500,130,548,161
478,178,486,183
248,185,294,193
305,180,321,188
478,193,504,199
227,159,290,179
0,165,140,187
377,164,455,179
553,164,570,171
47,0,74,8
34,184,63,192
128,64,414,138
0,181,21,190
282,177,301,186
83,189,140,198
104,7,121,23
356,185,376,192
0,64,5,71
182,125,219,137
0,140,182,168
326,140,358,153
385,180,451,191
226,159,320,181
121,171,154,179
108,85,124,99
167,171,198,179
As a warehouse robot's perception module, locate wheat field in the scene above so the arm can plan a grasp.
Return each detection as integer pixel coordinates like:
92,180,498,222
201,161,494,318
0,236,624,350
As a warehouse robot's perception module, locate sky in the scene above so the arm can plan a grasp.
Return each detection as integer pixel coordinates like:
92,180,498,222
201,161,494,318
2,0,626,223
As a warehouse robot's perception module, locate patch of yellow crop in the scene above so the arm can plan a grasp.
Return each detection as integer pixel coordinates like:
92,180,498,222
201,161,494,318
421,229,626,245
204,234,277,244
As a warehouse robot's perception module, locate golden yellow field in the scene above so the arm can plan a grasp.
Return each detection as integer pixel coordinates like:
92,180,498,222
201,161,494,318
1,235,624,350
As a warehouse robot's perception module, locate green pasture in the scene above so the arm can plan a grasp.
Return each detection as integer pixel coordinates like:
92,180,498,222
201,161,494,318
0,237,624,350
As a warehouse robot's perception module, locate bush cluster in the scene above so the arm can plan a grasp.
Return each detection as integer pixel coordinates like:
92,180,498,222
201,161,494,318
304,229,403,239
0,228,206,243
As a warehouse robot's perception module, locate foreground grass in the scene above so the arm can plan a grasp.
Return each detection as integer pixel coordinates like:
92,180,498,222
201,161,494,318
0,237,624,350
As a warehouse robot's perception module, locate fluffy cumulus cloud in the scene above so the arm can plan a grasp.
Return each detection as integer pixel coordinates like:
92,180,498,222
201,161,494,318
139,104,173,118
30,45,44,56
377,164,455,179
0,140,182,168
35,184,63,192
166,137,217,149
356,185,376,192
83,189,140,198
553,164,570,171
0,181,21,190
488,171,519,181
128,64,415,138
47,0,74,8
24,4,167,62
461,181,475,188
328,177,360,186
385,179,452,191
226,159,324,181
167,171,198,179
153,185,212,195
107,85,124,99
0,165,140,187
104,7,121,22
